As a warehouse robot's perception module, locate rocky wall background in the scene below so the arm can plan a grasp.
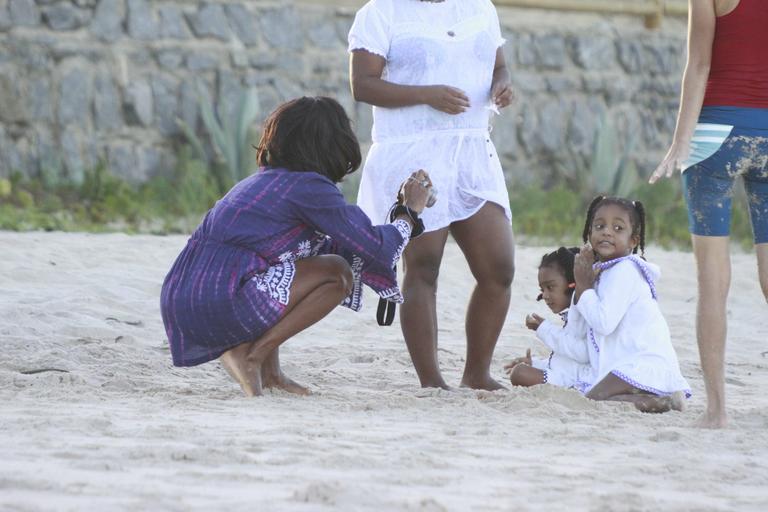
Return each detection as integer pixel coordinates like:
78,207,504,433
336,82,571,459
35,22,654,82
0,0,687,185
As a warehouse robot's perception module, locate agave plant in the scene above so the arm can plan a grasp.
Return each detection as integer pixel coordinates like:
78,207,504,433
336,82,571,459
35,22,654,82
177,84,260,191
557,114,640,201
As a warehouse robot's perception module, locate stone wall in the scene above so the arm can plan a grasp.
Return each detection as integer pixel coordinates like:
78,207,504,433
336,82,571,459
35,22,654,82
0,0,687,185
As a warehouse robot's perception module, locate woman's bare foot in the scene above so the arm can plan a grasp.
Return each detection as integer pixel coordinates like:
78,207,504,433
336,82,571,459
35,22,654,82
219,343,263,397
460,374,506,391
262,371,311,395
693,410,728,429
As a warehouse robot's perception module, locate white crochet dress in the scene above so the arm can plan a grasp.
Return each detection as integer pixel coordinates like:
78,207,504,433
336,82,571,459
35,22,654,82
348,0,512,230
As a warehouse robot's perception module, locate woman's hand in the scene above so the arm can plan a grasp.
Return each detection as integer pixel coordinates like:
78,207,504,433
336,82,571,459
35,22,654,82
422,85,470,114
525,313,544,331
398,169,432,214
491,80,515,109
503,348,532,374
573,244,598,298
649,142,690,184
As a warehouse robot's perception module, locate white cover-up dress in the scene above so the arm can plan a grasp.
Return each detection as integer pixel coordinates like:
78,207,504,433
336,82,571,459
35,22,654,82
348,0,512,231
531,308,597,393
576,256,691,397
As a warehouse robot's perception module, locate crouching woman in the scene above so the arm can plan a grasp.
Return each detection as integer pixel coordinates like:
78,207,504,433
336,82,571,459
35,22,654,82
160,96,432,396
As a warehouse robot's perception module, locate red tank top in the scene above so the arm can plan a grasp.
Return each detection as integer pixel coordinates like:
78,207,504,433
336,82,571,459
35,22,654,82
703,0,768,108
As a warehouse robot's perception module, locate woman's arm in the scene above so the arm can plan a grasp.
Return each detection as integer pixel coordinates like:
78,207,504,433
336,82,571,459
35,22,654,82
490,47,514,108
649,0,716,183
536,321,590,363
349,50,470,114
575,261,641,336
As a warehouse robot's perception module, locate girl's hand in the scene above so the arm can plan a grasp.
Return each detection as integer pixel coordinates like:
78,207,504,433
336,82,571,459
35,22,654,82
525,313,544,331
503,348,532,374
574,244,598,290
491,80,515,109
398,169,432,214
423,85,470,114
649,142,690,184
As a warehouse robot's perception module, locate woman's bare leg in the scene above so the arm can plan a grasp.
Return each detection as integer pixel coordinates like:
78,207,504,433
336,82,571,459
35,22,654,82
220,255,353,397
756,242,768,303
400,228,450,389
450,203,514,391
691,235,731,428
587,373,681,413
509,364,545,387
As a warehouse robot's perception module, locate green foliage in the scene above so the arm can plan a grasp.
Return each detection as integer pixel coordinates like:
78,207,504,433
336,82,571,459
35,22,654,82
0,148,222,233
556,115,640,202
176,85,260,192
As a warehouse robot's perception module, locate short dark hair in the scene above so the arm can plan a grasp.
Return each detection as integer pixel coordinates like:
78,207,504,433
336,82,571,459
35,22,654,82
540,246,579,284
581,195,646,256
256,96,362,183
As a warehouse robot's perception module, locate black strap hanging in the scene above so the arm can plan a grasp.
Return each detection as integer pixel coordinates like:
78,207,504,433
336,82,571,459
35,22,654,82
376,296,396,326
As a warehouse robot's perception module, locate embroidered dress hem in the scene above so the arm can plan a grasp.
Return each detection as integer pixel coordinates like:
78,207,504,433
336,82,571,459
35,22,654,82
610,365,692,399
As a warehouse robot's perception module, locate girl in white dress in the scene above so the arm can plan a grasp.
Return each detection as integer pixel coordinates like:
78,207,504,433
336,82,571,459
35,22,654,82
348,0,515,390
574,196,691,413
505,247,597,393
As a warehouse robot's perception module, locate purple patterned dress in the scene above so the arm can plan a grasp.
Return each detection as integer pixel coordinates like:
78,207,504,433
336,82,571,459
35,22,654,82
160,167,410,367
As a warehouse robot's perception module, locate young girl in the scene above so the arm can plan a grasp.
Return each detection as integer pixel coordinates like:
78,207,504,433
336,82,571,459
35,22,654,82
504,247,596,393
160,96,433,397
574,196,691,413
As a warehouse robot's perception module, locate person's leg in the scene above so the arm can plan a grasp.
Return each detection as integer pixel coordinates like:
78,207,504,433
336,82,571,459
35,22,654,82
509,364,545,387
586,374,682,413
220,255,353,396
449,203,515,390
400,228,450,389
758,243,768,303
690,235,731,427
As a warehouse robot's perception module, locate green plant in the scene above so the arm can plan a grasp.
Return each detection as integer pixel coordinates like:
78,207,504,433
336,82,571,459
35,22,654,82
176,85,260,192
556,114,640,201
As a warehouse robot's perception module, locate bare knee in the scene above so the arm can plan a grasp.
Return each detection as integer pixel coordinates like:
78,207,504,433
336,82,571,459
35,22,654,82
323,255,354,295
477,261,515,290
404,259,441,288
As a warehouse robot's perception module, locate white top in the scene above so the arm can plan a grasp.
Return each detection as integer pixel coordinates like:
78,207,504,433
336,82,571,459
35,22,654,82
575,256,691,396
535,307,598,391
348,0,511,230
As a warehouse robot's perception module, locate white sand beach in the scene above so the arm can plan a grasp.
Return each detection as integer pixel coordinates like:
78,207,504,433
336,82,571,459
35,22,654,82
1,231,767,511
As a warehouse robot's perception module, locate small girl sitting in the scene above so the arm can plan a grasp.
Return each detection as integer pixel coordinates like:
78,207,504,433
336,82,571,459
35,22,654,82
574,195,691,413
504,247,596,392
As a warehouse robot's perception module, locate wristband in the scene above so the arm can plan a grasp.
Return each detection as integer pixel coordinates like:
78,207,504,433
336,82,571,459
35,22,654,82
389,203,425,238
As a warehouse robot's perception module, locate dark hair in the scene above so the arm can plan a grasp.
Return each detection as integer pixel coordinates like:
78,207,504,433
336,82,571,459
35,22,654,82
581,195,646,256
536,246,579,301
256,96,362,183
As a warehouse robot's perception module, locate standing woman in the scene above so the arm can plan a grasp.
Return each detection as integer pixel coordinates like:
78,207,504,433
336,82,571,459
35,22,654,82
649,0,768,427
348,0,516,390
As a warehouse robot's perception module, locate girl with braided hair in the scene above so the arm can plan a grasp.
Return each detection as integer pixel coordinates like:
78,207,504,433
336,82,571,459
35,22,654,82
573,196,691,412
504,247,597,393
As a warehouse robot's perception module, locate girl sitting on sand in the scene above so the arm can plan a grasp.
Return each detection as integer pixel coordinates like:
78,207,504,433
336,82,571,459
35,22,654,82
160,96,433,397
573,195,691,413
504,247,596,393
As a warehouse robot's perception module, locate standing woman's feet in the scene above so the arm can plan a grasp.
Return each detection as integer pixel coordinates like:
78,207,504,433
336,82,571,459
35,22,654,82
460,372,506,391
693,409,728,429
420,378,452,391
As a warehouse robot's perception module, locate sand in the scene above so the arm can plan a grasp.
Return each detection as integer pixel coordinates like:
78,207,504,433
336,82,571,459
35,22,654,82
1,231,767,511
